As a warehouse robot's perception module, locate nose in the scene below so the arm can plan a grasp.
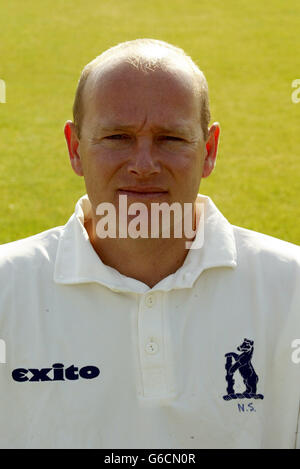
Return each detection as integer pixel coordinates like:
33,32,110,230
127,137,161,177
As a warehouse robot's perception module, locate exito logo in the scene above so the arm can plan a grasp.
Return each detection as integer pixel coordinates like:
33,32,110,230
0,339,6,363
12,363,100,382
0,79,6,103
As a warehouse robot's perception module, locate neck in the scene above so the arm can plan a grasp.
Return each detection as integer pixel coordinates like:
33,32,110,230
84,216,195,288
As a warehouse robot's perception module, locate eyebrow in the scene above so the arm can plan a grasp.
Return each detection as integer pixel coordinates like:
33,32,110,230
94,123,195,136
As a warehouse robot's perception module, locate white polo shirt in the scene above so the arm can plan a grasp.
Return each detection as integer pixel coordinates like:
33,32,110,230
0,194,299,449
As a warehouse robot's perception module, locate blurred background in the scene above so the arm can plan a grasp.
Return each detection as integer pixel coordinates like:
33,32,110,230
0,0,299,244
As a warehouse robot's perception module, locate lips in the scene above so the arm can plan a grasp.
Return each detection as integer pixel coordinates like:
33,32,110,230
117,187,168,199
119,187,168,193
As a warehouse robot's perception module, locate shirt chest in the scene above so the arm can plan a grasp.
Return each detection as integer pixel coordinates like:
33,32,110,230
1,277,299,448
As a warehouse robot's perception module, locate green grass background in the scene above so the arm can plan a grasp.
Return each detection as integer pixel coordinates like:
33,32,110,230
0,0,299,245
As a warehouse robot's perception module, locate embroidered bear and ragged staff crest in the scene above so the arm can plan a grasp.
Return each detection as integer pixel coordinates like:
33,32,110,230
223,338,264,401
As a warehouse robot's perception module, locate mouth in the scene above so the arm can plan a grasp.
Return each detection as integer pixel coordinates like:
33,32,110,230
117,187,168,199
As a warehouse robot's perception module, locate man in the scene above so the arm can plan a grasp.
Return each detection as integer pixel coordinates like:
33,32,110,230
0,38,299,449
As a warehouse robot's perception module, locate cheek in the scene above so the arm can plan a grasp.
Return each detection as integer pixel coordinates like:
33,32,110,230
172,150,204,178
82,146,123,181
176,152,205,196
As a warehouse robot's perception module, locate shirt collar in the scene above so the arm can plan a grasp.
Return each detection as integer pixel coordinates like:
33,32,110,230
54,194,237,293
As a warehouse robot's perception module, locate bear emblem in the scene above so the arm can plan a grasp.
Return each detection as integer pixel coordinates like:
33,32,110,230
223,338,264,401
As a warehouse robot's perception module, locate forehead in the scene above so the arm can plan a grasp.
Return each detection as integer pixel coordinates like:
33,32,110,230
81,59,201,134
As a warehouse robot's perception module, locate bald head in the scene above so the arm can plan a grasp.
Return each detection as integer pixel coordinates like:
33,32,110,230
72,39,211,140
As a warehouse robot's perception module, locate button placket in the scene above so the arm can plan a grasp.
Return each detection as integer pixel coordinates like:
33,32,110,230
138,293,167,397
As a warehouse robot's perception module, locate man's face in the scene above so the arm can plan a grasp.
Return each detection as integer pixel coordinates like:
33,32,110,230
69,60,211,215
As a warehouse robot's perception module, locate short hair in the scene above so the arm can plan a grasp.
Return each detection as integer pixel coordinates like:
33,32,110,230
72,39,211,140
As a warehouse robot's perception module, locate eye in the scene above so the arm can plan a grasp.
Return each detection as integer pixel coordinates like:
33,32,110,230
160,136,183,142
105,134,130,140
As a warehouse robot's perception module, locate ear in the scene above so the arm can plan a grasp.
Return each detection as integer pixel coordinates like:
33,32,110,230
64,120,84,176
202,122,220,178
